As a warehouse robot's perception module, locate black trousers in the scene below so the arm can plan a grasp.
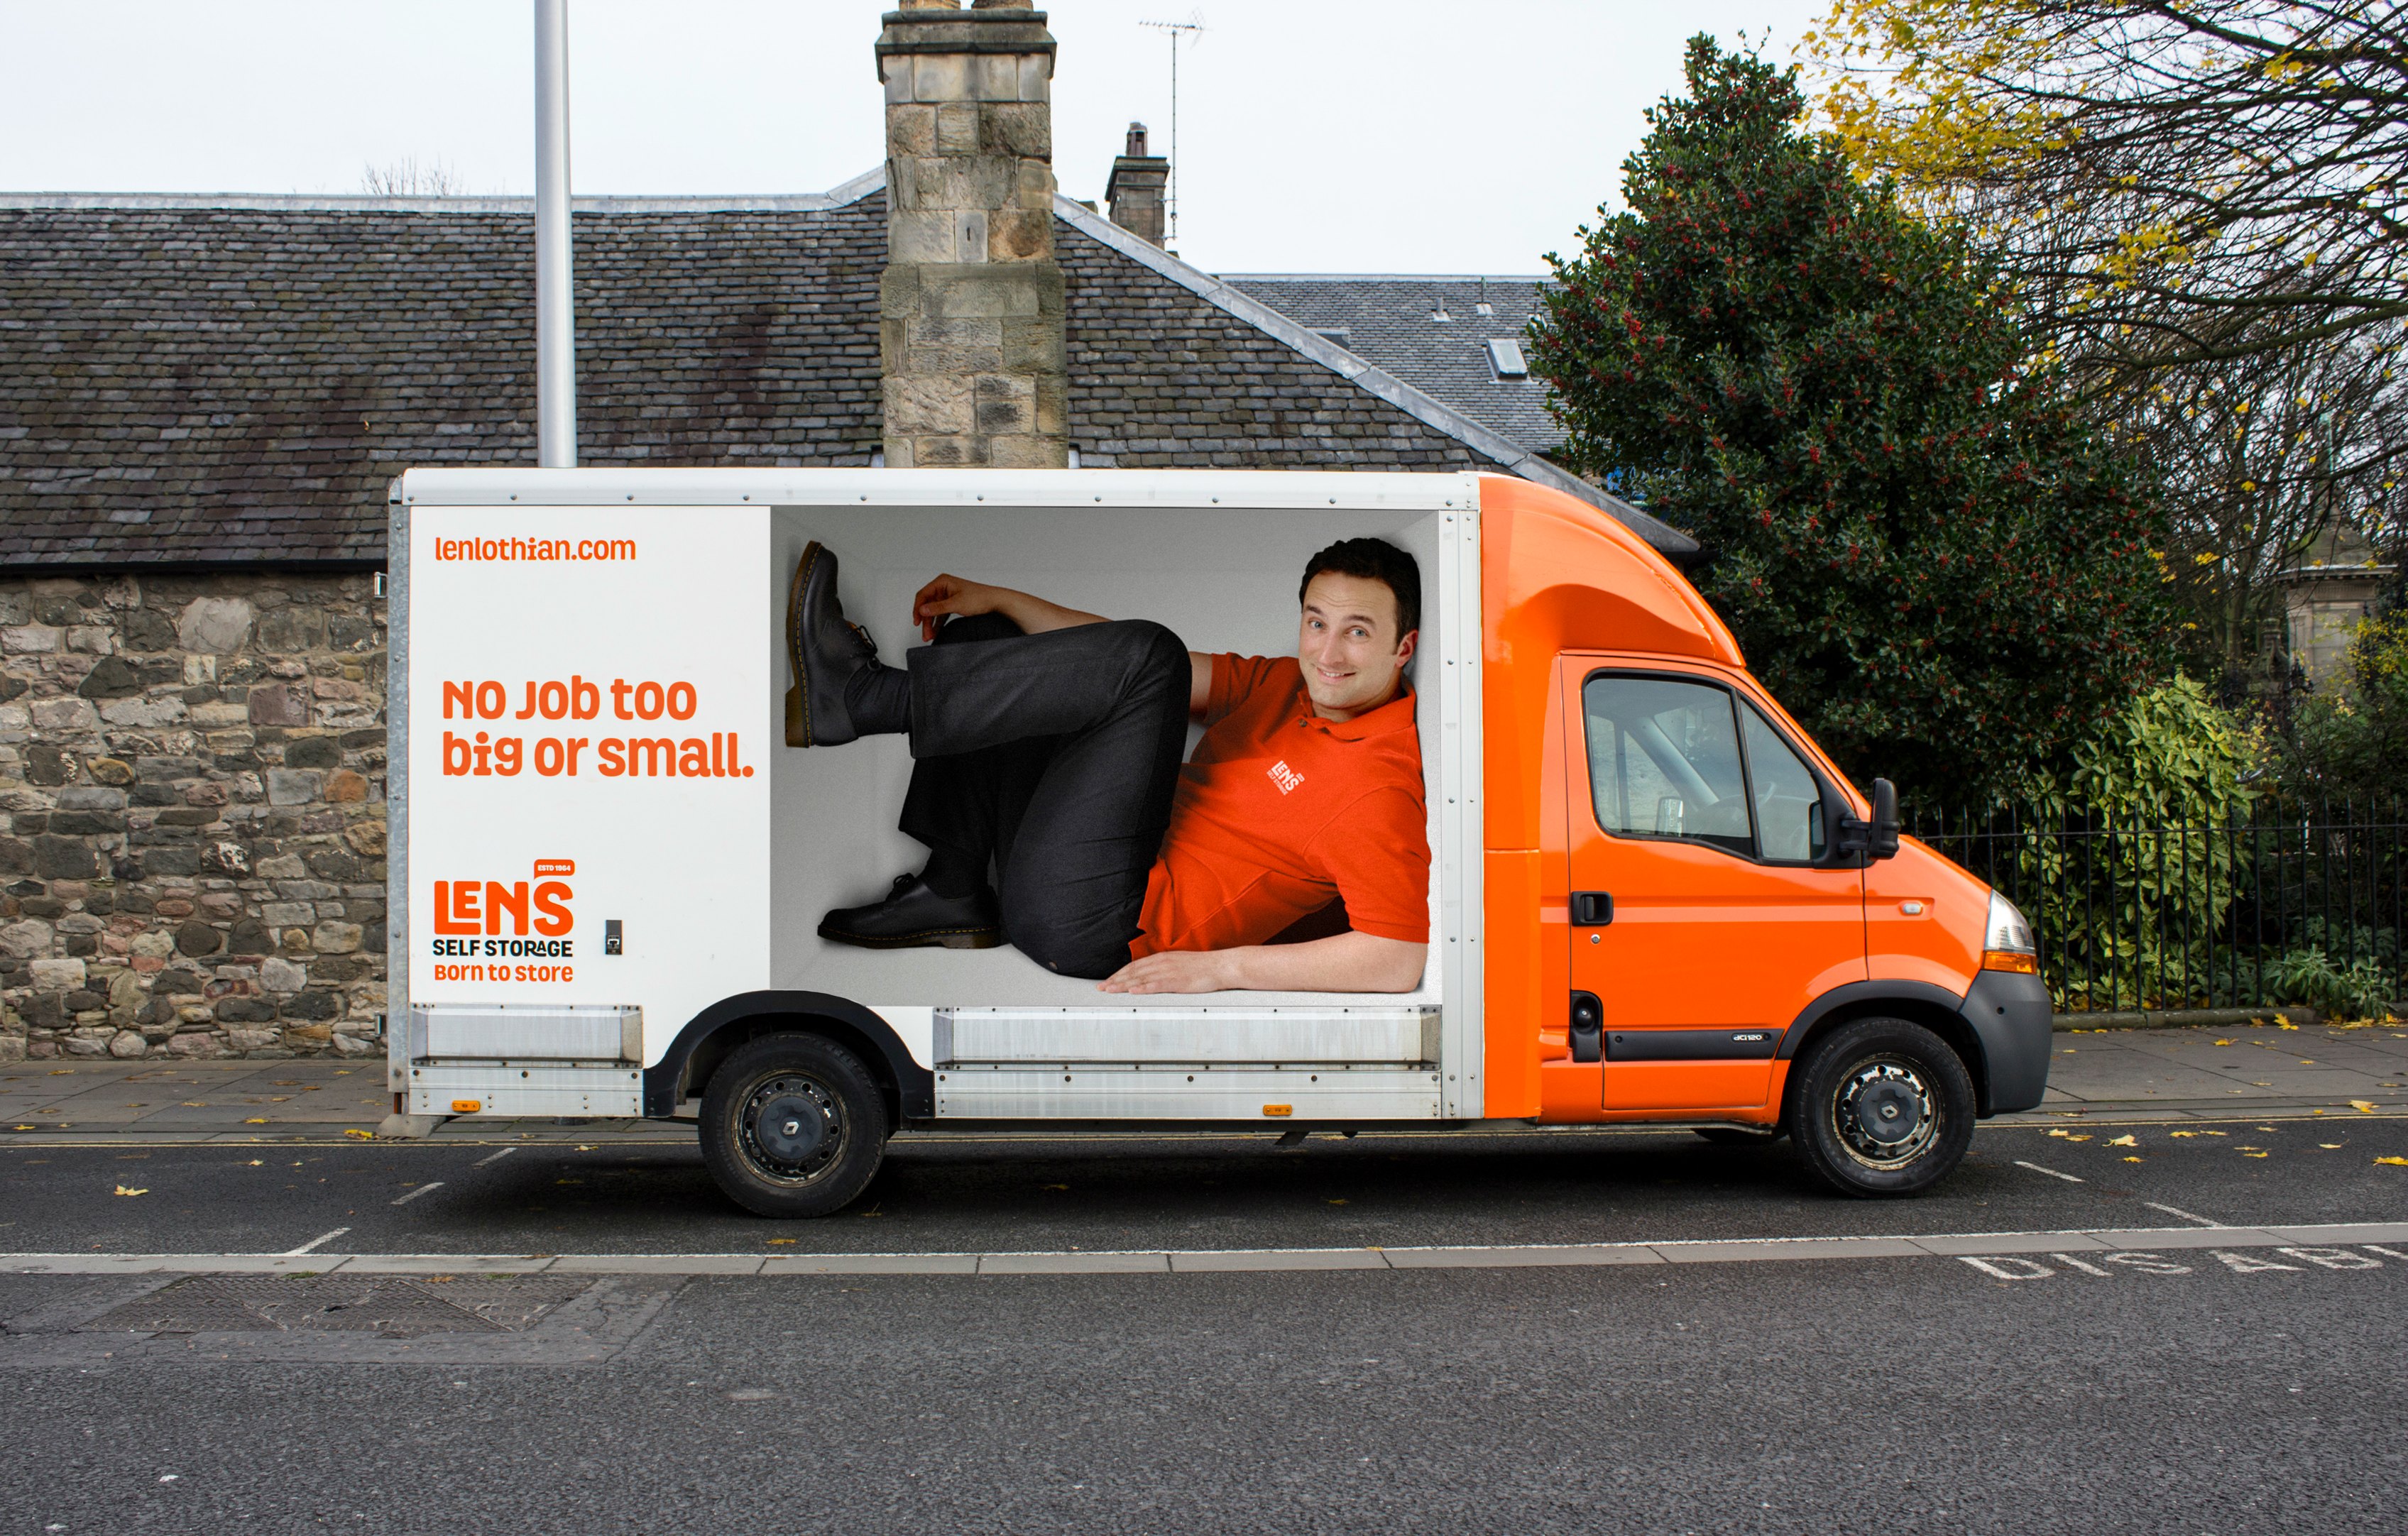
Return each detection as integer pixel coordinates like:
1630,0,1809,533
899,613,1193,979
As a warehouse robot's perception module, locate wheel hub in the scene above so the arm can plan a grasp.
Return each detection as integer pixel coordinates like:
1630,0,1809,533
1829,1057,1938,1168
738,1074,843,1182
1851,1077,1922,1144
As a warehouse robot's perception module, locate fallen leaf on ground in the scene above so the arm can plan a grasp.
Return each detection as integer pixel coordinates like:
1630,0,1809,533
342,1129,373,1140
47,1070,71,1076
2122,1156,2143,1163
2106,1134,2138,1147
2213,1039,2233,1046
246,1160,263,1166
113,1185,146,1197
2377,1156,2408,1167
2169,1131,2199,1139
766,1238,797,1246
2280,1021,2300,1031
2321,1143,2344,1149
1328,1198,1350,1205
11,1126,31,1132
2241,1151,2270,1158
2047,1130,2091,1141
2350,1100,2379,1113
243,1118,268,1124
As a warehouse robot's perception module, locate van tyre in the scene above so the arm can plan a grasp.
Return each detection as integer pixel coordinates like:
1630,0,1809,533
1786,1016,1974,1197
701,1033,889,1218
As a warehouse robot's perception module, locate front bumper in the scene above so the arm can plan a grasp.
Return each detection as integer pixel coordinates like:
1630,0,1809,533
1958,967,2053,1114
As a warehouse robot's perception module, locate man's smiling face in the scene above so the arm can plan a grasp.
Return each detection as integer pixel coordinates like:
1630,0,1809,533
1296,571,1416,721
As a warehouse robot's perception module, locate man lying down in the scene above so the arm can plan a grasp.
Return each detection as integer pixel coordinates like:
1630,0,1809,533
784,537,1430,995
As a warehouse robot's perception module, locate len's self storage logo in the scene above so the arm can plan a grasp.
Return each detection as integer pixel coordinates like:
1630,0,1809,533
429,859,579,984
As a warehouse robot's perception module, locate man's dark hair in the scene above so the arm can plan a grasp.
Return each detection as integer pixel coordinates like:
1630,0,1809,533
1298,537,1421,639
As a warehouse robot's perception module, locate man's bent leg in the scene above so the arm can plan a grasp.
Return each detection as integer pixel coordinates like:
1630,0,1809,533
907,620,1191,761
820,615,1030,950
897,614,1050,897
985,624,1192,979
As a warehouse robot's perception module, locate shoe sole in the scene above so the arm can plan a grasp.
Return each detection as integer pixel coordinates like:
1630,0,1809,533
785,542,826,747
816,925,1003,951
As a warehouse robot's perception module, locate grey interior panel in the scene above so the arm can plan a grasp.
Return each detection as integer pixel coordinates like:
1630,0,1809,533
766,501,1447,1008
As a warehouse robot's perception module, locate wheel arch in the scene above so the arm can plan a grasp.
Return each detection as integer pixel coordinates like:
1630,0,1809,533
1776,981,1993,1118
644,991,936,1124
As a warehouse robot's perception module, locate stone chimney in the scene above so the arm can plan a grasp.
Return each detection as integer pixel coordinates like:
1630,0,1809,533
876,1,1067,468
1105,122,1169,246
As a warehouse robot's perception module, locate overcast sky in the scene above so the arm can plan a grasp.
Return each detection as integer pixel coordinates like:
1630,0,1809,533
1,1,1824,274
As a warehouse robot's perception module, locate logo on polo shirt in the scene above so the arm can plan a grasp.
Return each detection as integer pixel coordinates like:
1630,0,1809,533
1266,759,1305,795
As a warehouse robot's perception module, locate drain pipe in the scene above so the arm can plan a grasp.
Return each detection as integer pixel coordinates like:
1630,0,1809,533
534,0,576,468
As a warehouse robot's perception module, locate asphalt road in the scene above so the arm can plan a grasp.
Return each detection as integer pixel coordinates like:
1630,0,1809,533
1,1117,2404,1534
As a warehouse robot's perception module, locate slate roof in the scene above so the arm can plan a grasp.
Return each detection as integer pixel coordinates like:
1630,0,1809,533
0,177,1687,569
1225,275,1560,453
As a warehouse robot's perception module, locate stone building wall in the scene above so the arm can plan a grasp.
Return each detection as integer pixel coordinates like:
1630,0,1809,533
0,572,385,1062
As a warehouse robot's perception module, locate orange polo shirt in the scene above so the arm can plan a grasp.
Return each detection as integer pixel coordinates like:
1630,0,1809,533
1129,653,1430,958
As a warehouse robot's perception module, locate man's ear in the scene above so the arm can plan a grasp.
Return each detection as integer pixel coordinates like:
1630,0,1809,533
1394,628,1419,667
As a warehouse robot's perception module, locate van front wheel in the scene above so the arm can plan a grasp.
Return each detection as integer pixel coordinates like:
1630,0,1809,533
1786,1017,1974,1197
700,1033,889,1217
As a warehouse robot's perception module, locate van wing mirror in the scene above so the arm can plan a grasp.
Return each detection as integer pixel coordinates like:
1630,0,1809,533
1835,777,1903,862
1868,778,1900,860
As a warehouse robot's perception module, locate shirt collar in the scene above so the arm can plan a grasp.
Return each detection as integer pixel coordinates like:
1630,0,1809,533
1293,679,1416,741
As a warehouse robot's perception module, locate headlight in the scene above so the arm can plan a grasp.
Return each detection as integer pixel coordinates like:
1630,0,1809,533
1981,890,2037,973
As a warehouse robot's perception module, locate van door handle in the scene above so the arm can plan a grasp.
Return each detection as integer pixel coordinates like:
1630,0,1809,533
1571,892,1614,926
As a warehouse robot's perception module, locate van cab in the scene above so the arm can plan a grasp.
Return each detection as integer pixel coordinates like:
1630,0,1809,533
387,467,2052,1214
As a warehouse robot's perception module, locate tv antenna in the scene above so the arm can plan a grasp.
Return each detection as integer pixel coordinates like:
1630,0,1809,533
1138,13,1205,252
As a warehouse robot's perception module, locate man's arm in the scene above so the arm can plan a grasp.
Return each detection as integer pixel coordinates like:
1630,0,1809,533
913,574,1215,715
1097,931,1426,995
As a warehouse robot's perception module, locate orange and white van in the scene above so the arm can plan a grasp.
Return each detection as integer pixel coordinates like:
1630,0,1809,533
386,468,2049,1214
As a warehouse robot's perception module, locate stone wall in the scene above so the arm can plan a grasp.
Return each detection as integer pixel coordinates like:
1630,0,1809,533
0,572,385,1062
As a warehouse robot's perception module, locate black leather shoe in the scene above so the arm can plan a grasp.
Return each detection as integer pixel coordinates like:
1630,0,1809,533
819,874,1002,950
785,540,880,747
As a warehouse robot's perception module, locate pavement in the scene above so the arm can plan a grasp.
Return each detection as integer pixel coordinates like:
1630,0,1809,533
4,1021,2407,1532
1,1019,2401,1146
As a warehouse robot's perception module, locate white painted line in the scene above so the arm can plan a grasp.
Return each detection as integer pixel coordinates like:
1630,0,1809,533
2143,1202,2223,1227
390,1182,444,1206
280,1227,349,1256
13,1219,2405,1278
473,1147,518,1168
2015,1160,2084,1183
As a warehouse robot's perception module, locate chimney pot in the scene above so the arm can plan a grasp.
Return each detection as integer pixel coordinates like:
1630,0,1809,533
1105,120,1170,247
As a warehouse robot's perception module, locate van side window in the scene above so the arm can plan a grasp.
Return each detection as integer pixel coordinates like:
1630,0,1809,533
1741,705,1825,862
1580,676,1753,857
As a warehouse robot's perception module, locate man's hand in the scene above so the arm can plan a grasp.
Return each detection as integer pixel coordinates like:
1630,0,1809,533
1097,950,1233,994
1099,932,1426,994
911,574,1005,641
911,575,1106,641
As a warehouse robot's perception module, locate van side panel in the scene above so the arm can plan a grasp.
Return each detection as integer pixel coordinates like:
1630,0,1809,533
1482,849,1544,1117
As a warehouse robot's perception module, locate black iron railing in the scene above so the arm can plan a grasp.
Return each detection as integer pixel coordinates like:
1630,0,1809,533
1908,800,2408,1016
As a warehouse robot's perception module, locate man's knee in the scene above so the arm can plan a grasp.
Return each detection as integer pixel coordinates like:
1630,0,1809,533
935,611,1022,646
1097,619,1188,691
1004,913,1129,981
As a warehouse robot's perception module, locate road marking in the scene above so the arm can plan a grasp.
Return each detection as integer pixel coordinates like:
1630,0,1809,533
280,1227,349,1256
10,1219,2404,1278
2015,1160,2084,1183
2143,1202,2223,1227
473,1147,518,1168
390,1182,444,1206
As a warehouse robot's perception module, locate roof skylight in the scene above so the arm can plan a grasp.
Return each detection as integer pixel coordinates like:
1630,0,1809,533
1485,338,1528,378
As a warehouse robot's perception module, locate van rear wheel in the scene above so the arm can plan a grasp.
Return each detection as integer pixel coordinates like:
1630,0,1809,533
1786,1016,1974,1197
700,1033,888,1217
